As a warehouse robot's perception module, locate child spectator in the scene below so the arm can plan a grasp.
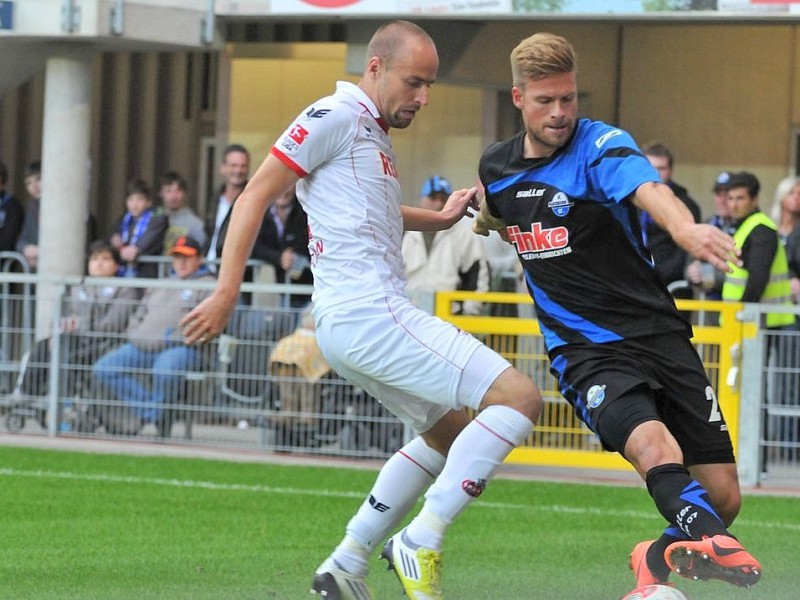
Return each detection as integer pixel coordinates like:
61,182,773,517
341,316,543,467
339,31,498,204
110,178,168,278
20,240,140,397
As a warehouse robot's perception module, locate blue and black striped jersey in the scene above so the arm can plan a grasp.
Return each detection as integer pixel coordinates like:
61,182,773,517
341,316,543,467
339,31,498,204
479,119,692,351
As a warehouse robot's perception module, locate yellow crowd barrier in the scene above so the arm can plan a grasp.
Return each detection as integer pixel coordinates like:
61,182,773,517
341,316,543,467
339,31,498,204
435,291,746,472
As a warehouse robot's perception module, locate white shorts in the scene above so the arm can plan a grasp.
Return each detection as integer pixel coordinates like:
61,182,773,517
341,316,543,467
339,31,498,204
315,296,512,433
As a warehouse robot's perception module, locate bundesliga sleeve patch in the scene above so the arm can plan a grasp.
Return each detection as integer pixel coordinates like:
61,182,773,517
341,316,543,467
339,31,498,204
280,123,310,155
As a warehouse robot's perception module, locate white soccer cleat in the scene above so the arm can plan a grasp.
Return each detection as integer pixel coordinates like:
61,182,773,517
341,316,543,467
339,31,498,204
310,557,372,600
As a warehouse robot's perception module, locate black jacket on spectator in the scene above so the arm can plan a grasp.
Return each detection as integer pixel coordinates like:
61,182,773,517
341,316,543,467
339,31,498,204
642,181,702,291
251,202,312,284
0,191,25,254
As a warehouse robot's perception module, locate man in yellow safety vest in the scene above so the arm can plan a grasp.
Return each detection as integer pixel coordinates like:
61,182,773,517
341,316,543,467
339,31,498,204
722,171,795,328
722,170,798,471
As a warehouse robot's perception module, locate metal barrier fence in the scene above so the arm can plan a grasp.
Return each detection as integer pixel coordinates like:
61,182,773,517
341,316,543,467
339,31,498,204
436,290,799,488
0,252,34,396
1,270,798,487
0,274,402,459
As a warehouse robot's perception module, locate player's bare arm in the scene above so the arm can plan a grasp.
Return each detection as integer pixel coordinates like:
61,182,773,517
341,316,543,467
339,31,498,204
401,186,479,231
634,181,741,272
181,154,299,345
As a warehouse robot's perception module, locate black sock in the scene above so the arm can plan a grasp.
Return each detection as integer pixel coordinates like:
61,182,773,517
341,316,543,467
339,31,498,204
645,463,728,540
647,527,682,581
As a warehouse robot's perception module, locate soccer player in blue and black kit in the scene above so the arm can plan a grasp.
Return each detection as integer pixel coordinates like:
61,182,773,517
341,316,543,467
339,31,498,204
474,33,762,598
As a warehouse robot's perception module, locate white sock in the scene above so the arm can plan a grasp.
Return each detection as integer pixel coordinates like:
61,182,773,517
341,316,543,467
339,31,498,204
328,436,445,576
405,405,533,550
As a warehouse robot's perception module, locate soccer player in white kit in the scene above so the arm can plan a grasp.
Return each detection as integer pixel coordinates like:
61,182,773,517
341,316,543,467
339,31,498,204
181,21,543,600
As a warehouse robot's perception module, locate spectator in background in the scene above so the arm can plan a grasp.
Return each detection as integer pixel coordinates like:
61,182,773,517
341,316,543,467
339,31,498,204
205,144,250,267
205,143,291,304
0,160,25,255
723,171,795,317
708,171,736,234
402,175,489,315
20,240,140,399
16,160,41,271
771,177,800,302
685,171,735,301
159,171,207,254
268,304,330,447
769,175,800,242
723,171,798,467
250,185,313,309
641,142,702,293
93,236,215,433
110,178,168,278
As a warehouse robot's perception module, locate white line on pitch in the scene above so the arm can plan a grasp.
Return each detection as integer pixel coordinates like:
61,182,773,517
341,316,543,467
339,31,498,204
1,467,797,533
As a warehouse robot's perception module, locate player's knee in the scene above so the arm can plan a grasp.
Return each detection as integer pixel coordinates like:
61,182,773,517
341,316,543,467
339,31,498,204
422,410,469,455
624,421,683,475
482,368,542,422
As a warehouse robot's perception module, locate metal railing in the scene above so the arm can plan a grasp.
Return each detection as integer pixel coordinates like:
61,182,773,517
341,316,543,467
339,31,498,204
435,290,799,487
1,269,798,486
0,273,400,458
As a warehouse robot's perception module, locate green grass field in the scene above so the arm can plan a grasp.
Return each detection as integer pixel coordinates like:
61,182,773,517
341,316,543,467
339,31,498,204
0,445,797,600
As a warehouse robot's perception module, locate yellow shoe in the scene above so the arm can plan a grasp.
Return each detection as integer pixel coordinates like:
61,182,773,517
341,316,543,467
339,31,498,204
381,530,442,600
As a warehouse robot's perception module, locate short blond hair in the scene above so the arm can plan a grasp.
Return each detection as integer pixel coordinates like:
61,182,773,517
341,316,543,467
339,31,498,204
510,33,576,87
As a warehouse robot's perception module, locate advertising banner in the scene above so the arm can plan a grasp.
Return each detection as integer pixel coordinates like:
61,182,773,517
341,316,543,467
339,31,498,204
217,0,799,16
220,0,512,15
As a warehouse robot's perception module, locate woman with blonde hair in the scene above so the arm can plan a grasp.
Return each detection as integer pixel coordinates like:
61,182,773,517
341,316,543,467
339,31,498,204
769,175,800,241
779,177,800,302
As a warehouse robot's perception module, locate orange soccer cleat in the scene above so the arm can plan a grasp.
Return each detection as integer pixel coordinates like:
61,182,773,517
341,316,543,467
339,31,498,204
630,540,670,588
665,534,762,588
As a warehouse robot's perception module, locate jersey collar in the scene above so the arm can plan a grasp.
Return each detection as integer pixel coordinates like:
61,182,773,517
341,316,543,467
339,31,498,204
336,81,389,133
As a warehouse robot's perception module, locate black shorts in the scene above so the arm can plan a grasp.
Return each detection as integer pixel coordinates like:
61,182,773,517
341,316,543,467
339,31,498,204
549,331,734,466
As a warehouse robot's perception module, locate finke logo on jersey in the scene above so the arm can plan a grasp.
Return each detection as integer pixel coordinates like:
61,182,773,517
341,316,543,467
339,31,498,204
516,188,545,198
507,223,569,255
586,384,607,409
594,129,622,148
379,151,398,178
548,192,573,217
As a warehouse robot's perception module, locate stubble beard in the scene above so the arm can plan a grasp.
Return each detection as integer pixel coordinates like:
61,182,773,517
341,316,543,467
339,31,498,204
528,121,574,157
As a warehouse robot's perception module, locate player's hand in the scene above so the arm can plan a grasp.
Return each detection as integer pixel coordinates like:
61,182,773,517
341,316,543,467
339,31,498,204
180,292,237,346
472,198,507,237
677,223,741,273
440,186,479,226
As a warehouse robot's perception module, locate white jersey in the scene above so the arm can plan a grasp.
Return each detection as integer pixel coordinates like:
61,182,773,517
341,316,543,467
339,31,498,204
272,81,407,322
272,82,512,432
